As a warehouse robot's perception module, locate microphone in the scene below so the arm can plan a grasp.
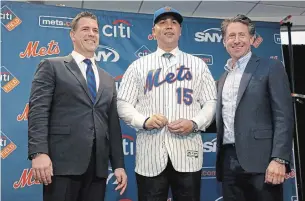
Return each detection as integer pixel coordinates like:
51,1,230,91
292,93,305,104
280,15,292,25
291,93,305,99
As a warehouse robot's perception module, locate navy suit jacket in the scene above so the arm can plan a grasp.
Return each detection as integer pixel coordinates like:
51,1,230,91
215,54,294,181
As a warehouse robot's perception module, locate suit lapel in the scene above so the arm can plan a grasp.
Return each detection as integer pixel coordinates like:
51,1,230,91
236,54,260,107
94,63,105,105
64,55,92,102
217,72,228,108
216,72,228,136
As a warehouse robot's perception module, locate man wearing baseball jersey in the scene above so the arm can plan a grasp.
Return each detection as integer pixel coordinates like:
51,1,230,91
117,6,217,201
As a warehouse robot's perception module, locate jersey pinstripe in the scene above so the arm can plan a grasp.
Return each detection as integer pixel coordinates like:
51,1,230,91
117,48,217,177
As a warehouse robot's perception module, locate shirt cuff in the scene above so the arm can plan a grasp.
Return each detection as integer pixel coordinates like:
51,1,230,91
131,113,147,130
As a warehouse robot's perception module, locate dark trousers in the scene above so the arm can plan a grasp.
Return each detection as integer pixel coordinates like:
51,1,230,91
43,143,107,201
136,158,201,201
221,144,283,201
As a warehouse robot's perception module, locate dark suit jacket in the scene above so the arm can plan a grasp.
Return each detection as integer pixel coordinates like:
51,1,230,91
215,54,294,182
28,55,124,178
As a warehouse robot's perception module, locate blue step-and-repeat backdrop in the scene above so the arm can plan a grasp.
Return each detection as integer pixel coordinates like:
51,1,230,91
1,1,298,201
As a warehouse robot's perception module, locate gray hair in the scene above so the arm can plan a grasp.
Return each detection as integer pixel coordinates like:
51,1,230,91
221,14,255,38
70,11,98,31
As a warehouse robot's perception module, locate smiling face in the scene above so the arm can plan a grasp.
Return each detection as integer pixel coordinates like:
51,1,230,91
152,15,181,51
223,22,254,63
70,17,99,58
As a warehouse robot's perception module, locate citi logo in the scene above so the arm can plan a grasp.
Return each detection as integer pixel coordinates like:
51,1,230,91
134,45,152,58
102,19,131,38
122,134,134,156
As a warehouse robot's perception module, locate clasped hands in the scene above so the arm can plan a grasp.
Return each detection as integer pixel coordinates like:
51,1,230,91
144,114,194,135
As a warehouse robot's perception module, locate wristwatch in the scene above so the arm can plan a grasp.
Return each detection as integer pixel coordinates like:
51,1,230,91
191,120,199,132
273,157,288,165
29,152,43,160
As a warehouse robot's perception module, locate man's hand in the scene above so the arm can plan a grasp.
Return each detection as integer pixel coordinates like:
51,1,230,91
265,160,286,185
32,154,53,185
114,168,127,195
168,119,193,135
144,114,168,130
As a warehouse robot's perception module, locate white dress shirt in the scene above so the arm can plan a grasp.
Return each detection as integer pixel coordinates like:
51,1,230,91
71,50,100,91
222,51,252,144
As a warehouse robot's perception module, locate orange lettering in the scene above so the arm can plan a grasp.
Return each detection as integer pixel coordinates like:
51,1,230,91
52,45,60,54
20,40,60,58
17,103,29,121
19,41,39,58
38,47,47,56
13,169,40,189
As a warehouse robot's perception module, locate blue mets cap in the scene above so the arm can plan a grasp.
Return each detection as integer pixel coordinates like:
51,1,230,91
153,6,183,25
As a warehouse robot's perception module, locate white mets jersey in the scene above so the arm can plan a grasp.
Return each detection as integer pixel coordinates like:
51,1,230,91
117,47,217,177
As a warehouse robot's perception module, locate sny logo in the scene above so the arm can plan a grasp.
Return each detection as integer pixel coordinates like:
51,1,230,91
274,34,281,44
134,45,152,58
17,103,29,121
203,138,216,152
102,19,131,38
122,135,134,156
19,40,60,58
192,54,213,66
95,45,120,63
39,16,73,29
1,66,20,93
1,131,17,159
195,28,222,43
13,168,40,189
0,5,22,31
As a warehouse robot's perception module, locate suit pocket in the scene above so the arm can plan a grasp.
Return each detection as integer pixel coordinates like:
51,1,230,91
49,125,70,135
253,128,273,139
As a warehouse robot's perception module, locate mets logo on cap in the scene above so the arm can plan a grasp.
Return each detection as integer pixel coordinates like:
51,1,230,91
164,6,172,11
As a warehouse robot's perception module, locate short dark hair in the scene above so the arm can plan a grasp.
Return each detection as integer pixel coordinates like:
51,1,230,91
70,11,98,31
221,14,255,38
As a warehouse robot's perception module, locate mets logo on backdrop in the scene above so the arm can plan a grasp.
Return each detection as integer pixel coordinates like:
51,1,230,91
252,32,263,48
13,168,40,189
192,54,214,66
17,103,29,121
1,131,17,159
0,5,22,31
19,40,60,58
1,66,20,93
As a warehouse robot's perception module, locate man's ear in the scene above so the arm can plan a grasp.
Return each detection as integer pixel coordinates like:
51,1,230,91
152,27,156,39
250,35,255,45
70,31,75,42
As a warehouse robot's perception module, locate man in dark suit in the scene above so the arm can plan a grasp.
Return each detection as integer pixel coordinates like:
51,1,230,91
28,11,127,201
215,14,294,201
